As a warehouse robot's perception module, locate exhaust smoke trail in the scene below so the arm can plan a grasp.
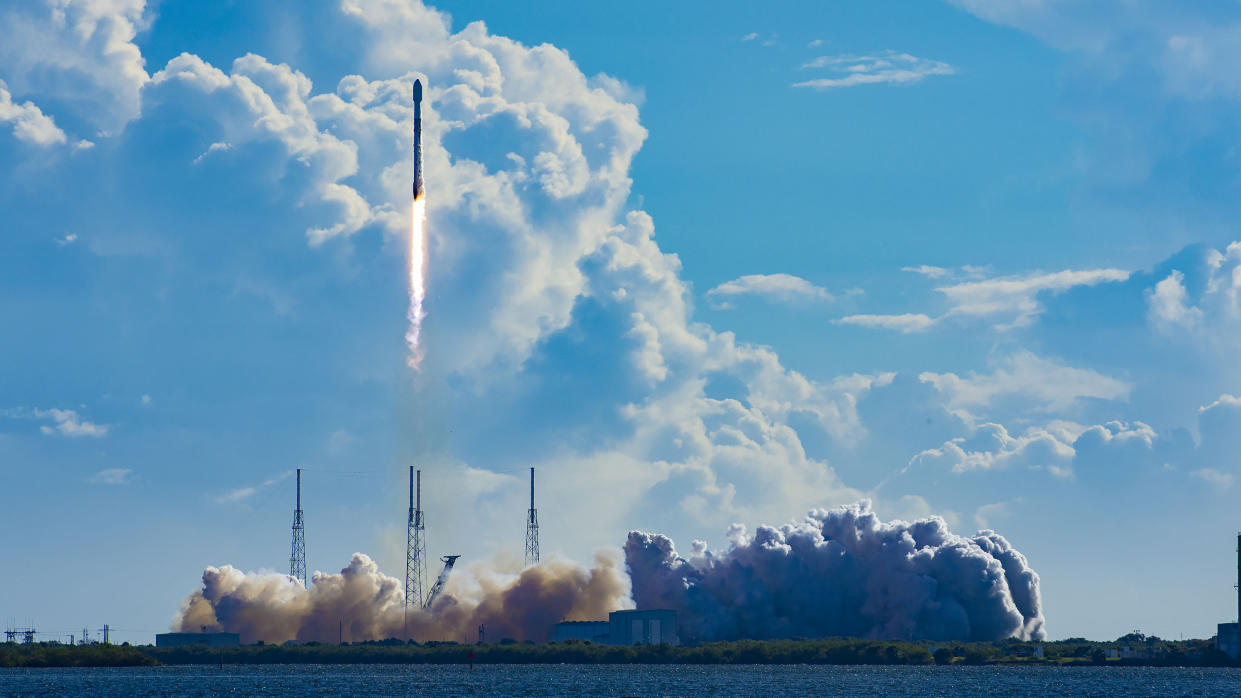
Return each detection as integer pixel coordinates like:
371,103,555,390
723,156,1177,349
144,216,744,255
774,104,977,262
406,196,427,369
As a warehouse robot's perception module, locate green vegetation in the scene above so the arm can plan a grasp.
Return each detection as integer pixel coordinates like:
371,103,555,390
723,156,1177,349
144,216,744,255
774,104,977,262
0,643,157,668
1,633,1233,668
146,638,935,666
150,633,1234,667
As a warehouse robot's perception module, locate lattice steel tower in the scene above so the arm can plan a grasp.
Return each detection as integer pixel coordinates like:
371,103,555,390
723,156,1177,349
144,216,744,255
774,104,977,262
524,467,540,566
290,468,307,586
406,467,427,617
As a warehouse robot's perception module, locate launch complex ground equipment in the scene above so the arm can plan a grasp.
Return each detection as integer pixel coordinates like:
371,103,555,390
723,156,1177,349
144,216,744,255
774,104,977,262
424,554,461,609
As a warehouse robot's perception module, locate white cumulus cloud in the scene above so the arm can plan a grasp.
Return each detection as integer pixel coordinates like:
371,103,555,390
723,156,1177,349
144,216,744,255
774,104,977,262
0,0,151,134
836,313,936,333
13,407,110,438
215,471,293,504
90,468,132,485
0,81,66,146
794,51,955,90
844,266,1130,333
706,273,833,309
919,350,1131,414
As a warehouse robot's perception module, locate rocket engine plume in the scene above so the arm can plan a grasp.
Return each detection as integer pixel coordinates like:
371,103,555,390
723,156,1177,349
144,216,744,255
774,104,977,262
406,78,427,369
406,197,427,369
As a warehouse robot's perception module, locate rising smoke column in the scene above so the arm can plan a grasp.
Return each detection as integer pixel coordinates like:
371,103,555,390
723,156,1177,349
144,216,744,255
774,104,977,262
625,500,1046,642
174,551,631,644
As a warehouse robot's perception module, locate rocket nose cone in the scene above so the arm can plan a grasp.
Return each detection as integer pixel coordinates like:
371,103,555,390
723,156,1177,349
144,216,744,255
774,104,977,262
413,79,423,102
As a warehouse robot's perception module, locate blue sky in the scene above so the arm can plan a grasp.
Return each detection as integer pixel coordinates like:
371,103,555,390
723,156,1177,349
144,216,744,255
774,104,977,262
4,0,1241,644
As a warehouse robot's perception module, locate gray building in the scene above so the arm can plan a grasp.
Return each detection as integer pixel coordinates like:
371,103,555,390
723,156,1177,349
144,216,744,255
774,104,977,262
609,609,678,646
551,609,678,646
550,620,610,643
155,632,241,647
1218,623,1240,660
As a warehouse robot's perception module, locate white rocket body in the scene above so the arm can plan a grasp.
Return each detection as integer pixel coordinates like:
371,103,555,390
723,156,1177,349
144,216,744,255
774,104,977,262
413,79,425,199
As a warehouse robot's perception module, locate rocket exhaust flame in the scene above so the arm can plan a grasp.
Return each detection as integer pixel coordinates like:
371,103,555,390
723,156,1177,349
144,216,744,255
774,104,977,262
406,78,427,370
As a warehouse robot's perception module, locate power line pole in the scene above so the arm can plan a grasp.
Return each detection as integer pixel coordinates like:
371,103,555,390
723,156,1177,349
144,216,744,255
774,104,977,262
405,467,426,637
290,468,307,586
524,467,539,566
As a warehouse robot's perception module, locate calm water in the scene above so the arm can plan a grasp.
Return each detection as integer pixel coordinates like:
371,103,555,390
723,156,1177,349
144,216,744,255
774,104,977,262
2,664,1240,696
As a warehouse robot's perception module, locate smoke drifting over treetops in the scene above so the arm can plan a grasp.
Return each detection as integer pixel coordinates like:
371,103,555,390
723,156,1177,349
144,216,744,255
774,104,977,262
176,502,1044,643
175,552,632,644
626,501,1045,642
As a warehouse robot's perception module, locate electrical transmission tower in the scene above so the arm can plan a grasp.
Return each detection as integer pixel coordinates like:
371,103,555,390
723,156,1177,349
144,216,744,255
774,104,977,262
405,467,426,636
524,467,540,566
290,468,307,586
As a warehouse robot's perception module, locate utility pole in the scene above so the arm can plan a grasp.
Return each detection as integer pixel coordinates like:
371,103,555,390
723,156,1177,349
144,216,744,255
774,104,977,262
290,468,307,586
524,467,540,566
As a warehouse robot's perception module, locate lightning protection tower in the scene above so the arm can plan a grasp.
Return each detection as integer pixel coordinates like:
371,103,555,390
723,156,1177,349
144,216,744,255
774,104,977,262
290,468,307,586
524,467,540,566
405,468,427,629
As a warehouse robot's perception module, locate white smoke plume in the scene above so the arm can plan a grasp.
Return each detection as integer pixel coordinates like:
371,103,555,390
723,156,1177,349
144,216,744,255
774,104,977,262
624,501,1046,642
174,551,631,644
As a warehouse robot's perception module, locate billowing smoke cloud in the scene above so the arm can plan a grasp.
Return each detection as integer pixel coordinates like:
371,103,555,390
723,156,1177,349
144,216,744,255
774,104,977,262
175,551,631,644
175,502,1044,644
625,501,1045,642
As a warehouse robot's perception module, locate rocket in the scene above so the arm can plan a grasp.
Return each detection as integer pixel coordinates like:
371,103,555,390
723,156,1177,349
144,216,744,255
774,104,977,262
412,79,425,199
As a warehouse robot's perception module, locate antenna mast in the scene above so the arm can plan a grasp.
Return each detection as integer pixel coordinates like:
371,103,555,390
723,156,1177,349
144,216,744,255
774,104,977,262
524,467,540,566
290,468,307,586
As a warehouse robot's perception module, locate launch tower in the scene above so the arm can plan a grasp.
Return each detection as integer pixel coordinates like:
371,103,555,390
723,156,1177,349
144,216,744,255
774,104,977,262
290,468,307,586
524,467,540,566
406,467,427,623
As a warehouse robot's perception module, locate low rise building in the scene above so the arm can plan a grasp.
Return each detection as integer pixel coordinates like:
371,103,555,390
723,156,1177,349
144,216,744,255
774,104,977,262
550,621,610,643
1217,622,1241,660
550,609,678,646
608,609,678,646
155,632,241,647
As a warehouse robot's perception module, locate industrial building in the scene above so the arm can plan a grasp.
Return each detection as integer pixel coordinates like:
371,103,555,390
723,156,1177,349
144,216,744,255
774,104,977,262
155,632,241,647
551,609,678,645
551,621,610,643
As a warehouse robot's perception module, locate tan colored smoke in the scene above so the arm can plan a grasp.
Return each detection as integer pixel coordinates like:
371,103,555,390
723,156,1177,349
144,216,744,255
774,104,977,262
174,550,632,644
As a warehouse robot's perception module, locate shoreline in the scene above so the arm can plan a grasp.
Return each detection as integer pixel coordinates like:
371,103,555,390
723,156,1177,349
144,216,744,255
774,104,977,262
3,637,1236,669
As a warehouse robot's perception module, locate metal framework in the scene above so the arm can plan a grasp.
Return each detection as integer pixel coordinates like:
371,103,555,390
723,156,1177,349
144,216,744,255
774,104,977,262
524,467,540,566
424,555,460,609
405,468,427,628
290,468,307,586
